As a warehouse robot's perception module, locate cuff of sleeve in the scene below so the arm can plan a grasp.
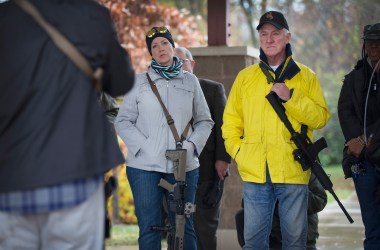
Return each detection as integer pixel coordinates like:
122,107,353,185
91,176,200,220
188,140,198,156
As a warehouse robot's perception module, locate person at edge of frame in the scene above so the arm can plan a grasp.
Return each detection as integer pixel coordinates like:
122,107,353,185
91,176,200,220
338,22,380,249
0,1,135,249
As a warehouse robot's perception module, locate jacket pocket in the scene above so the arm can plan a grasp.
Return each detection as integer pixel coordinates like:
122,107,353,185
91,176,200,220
136,136,151,157
235,135,262,169
172,83,194,94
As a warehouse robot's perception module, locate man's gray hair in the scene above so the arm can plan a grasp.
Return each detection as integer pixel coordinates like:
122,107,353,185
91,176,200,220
175,47,193,60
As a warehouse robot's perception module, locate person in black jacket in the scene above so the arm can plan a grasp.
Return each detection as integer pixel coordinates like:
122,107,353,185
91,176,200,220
100,92,120,240
0,1,134,249
175,47,231,250
338,23,380,249
235,173,327,249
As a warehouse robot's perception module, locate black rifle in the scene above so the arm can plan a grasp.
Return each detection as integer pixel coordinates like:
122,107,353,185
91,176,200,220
266,92,354,224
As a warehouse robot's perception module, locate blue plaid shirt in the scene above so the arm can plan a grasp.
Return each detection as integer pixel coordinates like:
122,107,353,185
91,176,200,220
0,175,102,214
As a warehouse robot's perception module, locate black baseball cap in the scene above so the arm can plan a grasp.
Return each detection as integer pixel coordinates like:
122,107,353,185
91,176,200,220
256,11,289,31
362,23,380,40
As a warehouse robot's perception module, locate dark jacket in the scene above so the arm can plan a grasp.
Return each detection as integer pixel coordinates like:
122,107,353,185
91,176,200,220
306,173,328,247
0,0,135,192
198,79,231,182
338,59,380,141
100,92,119,125
338,58,380,176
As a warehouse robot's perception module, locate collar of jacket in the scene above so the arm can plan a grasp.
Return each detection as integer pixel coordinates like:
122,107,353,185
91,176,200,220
147,66,185,82
259,44,300,84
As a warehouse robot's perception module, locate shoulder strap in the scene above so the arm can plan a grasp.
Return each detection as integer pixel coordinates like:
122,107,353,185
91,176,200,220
301,124,308,138
146,73,191,148
261,66,275,84
13,0,102,94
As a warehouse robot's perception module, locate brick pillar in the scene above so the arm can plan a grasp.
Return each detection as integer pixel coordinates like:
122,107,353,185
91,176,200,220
189,46,259,229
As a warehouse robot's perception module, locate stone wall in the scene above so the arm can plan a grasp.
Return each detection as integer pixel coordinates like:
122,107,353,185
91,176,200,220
189,46,259,229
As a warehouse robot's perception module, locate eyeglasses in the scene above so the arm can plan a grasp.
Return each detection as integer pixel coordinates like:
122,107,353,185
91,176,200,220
180,59,191,64
146,27,168,38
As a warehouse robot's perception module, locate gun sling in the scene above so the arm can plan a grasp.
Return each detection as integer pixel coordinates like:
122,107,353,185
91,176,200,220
13,0,103,94
146,73,192,148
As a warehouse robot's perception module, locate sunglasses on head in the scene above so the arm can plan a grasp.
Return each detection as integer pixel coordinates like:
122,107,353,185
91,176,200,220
146,27,168,38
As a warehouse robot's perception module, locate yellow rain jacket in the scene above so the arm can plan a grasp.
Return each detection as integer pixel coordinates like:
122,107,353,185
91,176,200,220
222,60,330,184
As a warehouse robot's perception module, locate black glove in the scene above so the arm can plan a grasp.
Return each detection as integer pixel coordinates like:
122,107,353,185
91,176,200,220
342,148,360,179
202,176,225,208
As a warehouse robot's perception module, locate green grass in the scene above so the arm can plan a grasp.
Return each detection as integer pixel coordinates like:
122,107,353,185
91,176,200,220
105,224,139,246
105,224,167,247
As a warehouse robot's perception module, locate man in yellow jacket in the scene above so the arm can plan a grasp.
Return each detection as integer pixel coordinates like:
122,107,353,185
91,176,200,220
222,11,330,249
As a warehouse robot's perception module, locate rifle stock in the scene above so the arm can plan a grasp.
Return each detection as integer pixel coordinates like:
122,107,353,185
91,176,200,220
266,92,354,224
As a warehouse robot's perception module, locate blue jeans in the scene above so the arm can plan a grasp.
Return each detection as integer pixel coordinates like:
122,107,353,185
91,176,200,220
353,161,380,250
127,166,199,250
243,170,308,250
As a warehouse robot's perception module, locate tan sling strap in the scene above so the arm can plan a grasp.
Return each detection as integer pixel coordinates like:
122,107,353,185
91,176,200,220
146,73,192,148
12,0,103,94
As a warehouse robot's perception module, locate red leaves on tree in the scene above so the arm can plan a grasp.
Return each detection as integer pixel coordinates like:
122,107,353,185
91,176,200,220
98,0,206,73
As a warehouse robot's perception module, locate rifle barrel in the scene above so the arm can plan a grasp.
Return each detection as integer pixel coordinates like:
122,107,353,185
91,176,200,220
312,161,354,223
330,190,354,223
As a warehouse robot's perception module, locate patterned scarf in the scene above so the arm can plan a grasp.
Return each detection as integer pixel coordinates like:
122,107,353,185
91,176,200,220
150,56,183,80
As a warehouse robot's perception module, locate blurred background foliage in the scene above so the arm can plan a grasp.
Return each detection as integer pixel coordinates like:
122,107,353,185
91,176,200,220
97,0,380,224
98,0,207,73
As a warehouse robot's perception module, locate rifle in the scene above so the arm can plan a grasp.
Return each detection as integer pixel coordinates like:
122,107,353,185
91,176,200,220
266,92,354,224
146,72,195,249
151,149,196,250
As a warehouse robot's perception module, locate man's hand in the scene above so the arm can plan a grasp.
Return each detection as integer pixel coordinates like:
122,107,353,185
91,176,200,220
270,82,291,101
215,160,229,180
345,135,366,158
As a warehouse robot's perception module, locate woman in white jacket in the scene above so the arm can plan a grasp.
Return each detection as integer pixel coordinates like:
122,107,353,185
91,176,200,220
115,26,213,249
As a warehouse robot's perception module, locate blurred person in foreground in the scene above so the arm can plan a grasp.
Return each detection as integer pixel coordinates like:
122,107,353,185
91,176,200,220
115,27,213,249
0,1,135,249
338,23,380,249
222,10,330,249
175,47,231,250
